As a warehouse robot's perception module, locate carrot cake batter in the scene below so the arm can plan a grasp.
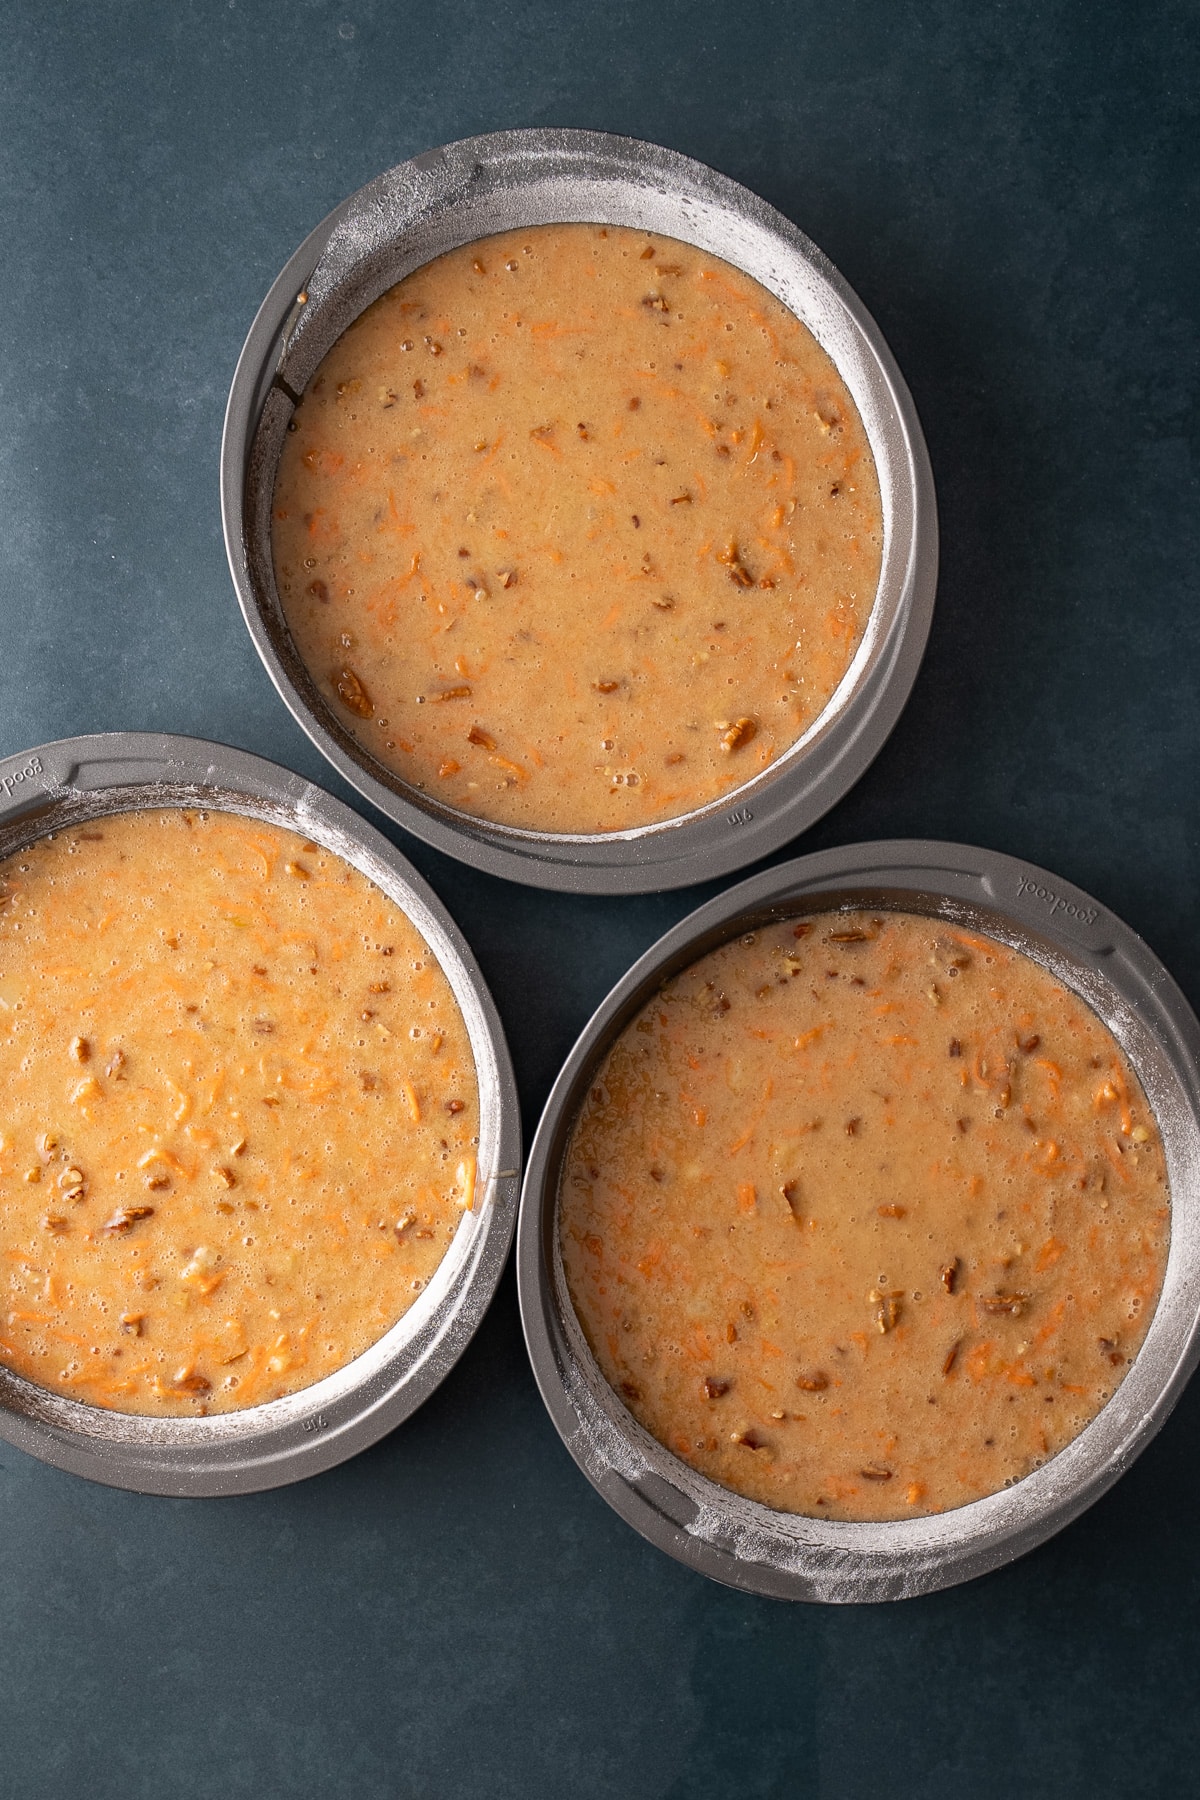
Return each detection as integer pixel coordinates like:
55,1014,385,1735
0,809,478,1416
560,911,1169,1519
272,223,883,833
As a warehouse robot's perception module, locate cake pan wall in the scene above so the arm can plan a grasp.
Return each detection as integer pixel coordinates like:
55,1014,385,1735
0,733,521,1496
223,128,938,894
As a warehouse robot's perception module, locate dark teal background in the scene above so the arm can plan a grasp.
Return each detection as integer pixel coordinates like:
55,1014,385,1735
1,3,1197,1794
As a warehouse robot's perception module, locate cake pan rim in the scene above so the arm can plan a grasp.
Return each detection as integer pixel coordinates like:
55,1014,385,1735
516,837,1200,1600
222,126,937,894
0,730,521,1496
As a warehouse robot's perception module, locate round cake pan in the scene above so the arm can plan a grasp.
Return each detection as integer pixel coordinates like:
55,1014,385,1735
0,733,520,1496
222,128,937,894
517,840,1200,1601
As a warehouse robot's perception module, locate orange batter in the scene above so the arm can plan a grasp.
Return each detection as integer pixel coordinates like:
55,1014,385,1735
272,223,882,833
0,810,478,1416
560,910,1169,1519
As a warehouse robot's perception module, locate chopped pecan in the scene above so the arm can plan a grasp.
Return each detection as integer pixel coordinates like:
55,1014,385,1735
870,1288,903,1333
795,1370,829,1392
101,1206,155,1233
979,1292,1029,1317
331,665,373,718
716,539,753,581
171,1370,211,1394
718,717,757,753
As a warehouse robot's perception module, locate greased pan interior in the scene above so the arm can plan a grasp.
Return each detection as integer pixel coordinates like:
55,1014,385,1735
0,733,520,1496
517,841,1200,1601
222,128,937,893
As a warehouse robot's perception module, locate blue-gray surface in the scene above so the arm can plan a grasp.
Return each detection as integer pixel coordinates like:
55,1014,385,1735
1,1,1197,1794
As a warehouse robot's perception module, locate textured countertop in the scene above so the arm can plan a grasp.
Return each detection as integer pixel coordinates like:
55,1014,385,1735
0,3,1197,1794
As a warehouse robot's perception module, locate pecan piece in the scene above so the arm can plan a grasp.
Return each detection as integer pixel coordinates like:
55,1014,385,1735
171,1370,211,1395
979,1292,1029,1317
331,665,373,719
869,1288,903,1333
718,717,757,753
717,540,754,586
101,1206,155,1233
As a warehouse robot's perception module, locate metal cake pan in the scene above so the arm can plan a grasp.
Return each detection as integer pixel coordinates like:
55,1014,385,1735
222,128,938,894
0,733,520,1496
517,841,1200,1601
